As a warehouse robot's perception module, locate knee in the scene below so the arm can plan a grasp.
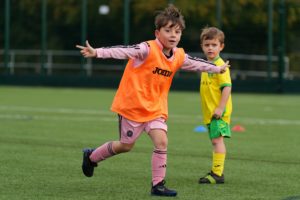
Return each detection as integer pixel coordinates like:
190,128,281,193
212,140,218,146
119,143,134,153
155,139,168,149
212,137,224,146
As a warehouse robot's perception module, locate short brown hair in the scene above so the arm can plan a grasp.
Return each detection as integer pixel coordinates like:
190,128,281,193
200,27,225,44
155,4,185,30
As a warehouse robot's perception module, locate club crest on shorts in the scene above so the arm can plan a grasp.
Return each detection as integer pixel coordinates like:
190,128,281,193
127,130,133,137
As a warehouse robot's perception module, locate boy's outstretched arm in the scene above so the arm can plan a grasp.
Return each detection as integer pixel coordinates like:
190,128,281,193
76,41,148,61
76,40,96,58
181,55,229,74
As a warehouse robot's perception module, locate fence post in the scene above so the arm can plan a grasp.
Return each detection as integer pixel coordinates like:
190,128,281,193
80,0,87,75
267,0,273,80
216,0,222,28
41,0,47,75
124,0,130,45
278,0,286,93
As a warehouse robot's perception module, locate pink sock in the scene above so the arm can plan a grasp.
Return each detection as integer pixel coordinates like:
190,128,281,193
152,148,167,186
89,142,116,163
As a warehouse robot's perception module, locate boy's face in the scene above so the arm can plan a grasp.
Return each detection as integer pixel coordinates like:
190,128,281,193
155,21,182,53
201,38,224,61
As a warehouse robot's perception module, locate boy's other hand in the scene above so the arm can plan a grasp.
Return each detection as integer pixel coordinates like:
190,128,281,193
220,61,230,73
76,40,96,58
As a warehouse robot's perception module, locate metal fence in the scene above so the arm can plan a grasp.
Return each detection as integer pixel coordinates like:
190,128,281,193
0,49,293,80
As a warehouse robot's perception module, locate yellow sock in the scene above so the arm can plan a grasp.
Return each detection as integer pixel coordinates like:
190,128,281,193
212,152,226,176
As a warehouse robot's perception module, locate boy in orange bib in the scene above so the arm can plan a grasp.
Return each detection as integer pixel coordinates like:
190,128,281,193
76,4,229,197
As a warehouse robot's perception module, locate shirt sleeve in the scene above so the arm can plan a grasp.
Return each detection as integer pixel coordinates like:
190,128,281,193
215,59,232,88
181,54,221,73
219,71,232,89
95,42,149,61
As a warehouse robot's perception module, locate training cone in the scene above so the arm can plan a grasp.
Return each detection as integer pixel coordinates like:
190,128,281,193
231,125,246,132
194,125,207,133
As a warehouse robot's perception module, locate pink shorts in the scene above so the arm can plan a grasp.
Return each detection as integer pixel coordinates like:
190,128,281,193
118,115,168,144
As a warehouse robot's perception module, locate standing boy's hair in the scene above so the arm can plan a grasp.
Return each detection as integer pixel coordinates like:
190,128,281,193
200,27,225,44
155,4,185,30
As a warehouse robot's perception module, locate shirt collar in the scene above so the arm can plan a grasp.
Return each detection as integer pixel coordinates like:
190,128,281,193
212,55,220,63
155,38,177,53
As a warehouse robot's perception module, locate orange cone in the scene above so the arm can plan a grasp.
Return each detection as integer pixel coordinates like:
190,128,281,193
231,125,246,132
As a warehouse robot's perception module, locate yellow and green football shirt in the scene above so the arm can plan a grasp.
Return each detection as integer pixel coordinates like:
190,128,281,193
200,56,232,125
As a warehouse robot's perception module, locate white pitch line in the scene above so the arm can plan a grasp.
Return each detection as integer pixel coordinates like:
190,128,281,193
0,105,110,115
0,105,300,125
0,113,117,122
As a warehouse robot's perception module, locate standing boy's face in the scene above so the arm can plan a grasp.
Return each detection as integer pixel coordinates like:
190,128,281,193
155,21,182,53
201,38,224,61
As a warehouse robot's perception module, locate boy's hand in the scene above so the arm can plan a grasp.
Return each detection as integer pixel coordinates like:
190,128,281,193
76,40,96,58
219,61,230,73
213,107,223,119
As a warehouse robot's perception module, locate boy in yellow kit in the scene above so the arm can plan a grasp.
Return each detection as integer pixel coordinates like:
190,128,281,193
198,27,232,184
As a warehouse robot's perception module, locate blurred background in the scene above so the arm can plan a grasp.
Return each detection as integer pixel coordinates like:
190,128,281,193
1,0,300,93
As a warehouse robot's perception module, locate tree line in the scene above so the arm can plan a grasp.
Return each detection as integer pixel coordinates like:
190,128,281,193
1,0,299,70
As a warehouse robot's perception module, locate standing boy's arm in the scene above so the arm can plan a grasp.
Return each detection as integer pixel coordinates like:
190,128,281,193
213,86,231,119
181,54,229,73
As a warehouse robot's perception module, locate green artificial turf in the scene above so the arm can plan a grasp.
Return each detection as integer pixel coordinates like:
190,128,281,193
1,86,300,200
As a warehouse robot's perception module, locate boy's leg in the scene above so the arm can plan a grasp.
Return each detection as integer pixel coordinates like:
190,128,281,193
83,141,134,177
89,141,117,162
82,115,143,177
82,141,118,177
199,138,226,184
90,141,135,162
211,137,226,177
199,119,230,184
147,119,177,197
198,144,226,184
147,122,168,185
